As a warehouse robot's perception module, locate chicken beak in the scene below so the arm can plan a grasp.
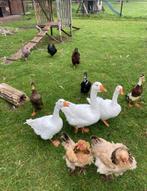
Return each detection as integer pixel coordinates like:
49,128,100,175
63,101,69,107
120,88,124,95
77,143,84,150
100,85,107,92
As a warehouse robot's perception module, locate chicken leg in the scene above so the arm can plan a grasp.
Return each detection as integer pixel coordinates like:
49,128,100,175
74,127,89,133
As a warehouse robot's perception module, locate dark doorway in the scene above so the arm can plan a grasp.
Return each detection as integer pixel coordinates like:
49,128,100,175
0,7,3,17
88,1,94,13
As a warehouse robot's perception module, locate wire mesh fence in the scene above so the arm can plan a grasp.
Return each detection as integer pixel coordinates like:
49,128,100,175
72,0,147,19
105,0,147,18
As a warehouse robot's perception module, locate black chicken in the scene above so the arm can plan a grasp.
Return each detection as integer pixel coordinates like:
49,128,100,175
72,48,80,67
80,72,91,95
30,82,43,116
47,44,57,56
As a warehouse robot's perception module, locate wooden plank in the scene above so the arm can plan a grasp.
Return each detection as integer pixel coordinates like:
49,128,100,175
37,34,45,37
6,49,22,62
5,23,50,64
31,35,44,43
30,40,37,43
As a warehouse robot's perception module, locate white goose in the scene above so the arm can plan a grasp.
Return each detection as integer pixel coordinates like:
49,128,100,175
24,99,69,147
98,85,124,127
87,85,124,127
61,82,106,133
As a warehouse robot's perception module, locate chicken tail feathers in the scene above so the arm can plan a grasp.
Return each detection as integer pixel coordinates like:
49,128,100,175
60,132,75,149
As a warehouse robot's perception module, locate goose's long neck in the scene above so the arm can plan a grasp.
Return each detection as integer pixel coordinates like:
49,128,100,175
112,90,119,105
90,88,98,107
53,105,60,119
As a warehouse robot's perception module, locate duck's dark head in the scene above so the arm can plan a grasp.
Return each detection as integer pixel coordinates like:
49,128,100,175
74,48,78,53
48,43,55,47
83,72,88,82
31,82,36,91
140,74,145,83
138,74,145,86
48,43,52,47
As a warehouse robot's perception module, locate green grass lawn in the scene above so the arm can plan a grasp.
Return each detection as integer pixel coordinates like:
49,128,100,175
0,3,147,191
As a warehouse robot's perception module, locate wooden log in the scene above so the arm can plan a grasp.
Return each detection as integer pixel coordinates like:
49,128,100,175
0,83,29,106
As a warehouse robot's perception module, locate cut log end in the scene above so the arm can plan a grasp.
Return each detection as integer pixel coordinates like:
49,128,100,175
18,95,29,104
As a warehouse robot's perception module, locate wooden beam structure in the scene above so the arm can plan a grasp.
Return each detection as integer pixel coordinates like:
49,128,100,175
33,0,79,39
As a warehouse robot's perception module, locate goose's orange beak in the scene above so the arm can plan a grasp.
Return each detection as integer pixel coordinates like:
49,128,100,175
100,84,107,92
63,101,69,107
120,88,124,95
